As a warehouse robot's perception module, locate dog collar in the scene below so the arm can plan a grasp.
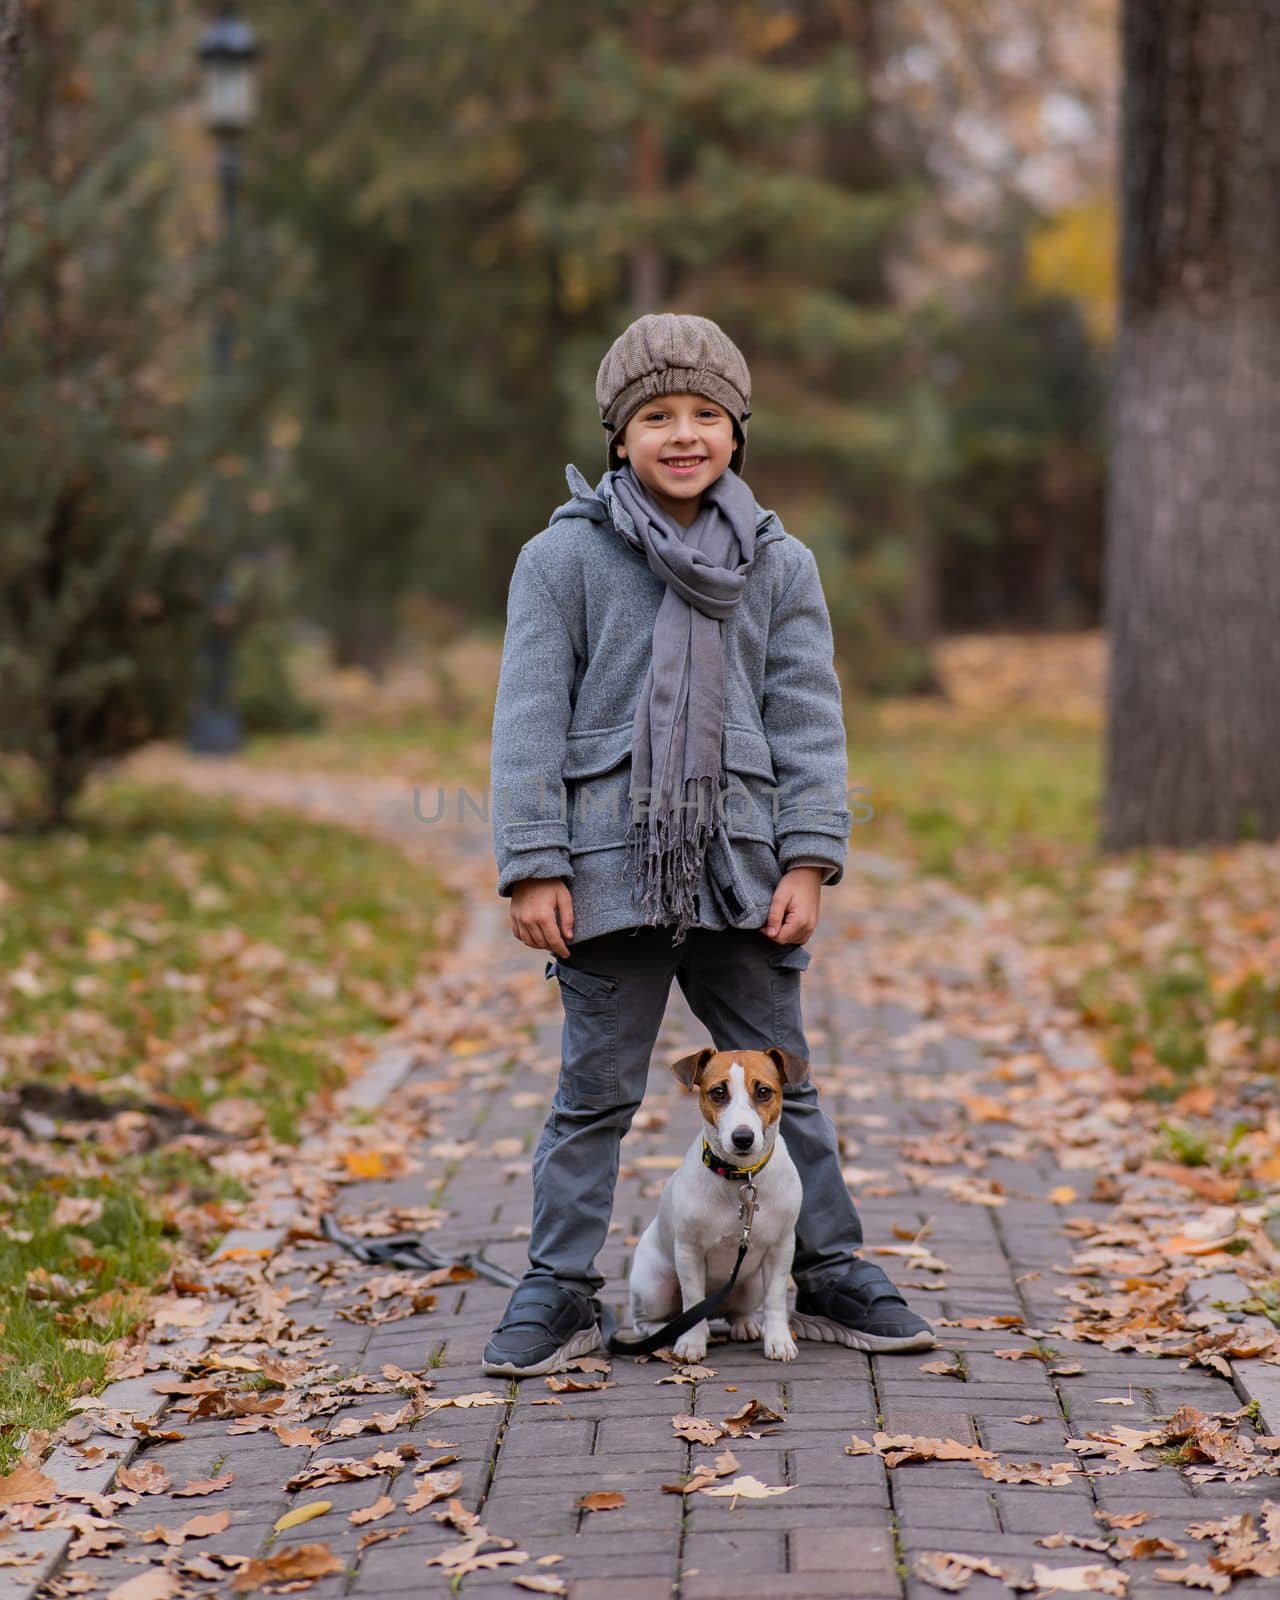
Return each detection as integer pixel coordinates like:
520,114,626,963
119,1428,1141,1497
701,1138,774,1181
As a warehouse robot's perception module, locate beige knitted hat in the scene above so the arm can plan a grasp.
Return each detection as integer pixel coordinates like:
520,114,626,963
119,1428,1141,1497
595,312,752,475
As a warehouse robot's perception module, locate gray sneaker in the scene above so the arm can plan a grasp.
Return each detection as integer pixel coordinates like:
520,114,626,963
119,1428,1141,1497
481,1278,604,1377
792,1261,937,1353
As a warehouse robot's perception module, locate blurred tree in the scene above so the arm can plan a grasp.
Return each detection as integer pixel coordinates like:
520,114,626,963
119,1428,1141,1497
0,1,268,828
0,0,21,335
1104,0,1280,850
250,0,1113,682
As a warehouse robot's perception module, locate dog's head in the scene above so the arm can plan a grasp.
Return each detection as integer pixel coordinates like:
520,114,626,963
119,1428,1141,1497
670,1047,809,1164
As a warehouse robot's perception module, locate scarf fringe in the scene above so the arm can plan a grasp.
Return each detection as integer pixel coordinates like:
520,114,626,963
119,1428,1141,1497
623,774,717,946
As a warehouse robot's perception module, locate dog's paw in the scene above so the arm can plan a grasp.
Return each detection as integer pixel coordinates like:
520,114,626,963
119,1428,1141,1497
674,1325,708,1363
729,1315,762,1342
764,1328,798,1362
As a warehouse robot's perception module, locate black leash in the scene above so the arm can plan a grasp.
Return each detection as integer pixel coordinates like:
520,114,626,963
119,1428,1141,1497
320,1171,763,1363
318,1213,521,1289
607,1179,759,1357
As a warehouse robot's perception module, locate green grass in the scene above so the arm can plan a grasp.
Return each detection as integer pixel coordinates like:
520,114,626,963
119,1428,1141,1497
843,706,1103,887
243,708,491,786
0,776,450,1470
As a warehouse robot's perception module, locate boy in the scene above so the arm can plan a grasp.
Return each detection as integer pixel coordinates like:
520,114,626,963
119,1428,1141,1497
485,312,934,1375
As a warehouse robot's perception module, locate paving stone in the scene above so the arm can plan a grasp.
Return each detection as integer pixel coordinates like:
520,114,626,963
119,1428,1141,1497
790,1523,896,1574
684,1576,895,1600
681,1529,786,1575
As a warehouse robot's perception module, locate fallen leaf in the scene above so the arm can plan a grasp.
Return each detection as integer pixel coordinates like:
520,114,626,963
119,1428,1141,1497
673,1412,723,1446
272,1424,320,1448
106,1573,180,1600
720,1398,784,1437
273,1500,332,1532
513,1578,568,1596
915,1551,1007,1592
919,1357,965,1379
0,1463,56,1508
357,1527,409,1552
1152,1565,1231,1595
349,1495,395,1526
230,1544,344,1593
576,1491,625,1512
115,1462,172,1495
404,1471,464,1512
1029,1562,1128,1594
700,1474,793,1502
978,1459,1075,1487
172,1472,235,1497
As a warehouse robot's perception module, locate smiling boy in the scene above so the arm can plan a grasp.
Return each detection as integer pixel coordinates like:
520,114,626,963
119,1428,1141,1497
484,312,934,1375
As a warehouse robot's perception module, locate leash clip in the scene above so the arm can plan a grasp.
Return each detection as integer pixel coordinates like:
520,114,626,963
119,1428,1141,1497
737,1179,759,1243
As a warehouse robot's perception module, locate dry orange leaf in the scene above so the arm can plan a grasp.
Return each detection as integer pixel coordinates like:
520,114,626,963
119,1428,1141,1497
230,1544,344,1593
172,1472,234,1497
106,1573,180,1600
576,1491,625,1512
404,1471,464,1512
0,1464,55,1508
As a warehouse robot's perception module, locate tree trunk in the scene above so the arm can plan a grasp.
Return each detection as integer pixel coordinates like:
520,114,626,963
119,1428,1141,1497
1103,1,1280,849
0,0,23,339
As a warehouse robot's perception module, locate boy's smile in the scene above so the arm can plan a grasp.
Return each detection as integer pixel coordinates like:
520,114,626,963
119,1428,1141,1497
615,391,737,528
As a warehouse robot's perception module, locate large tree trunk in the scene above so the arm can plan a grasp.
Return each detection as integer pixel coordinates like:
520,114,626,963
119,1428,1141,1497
0,0,23,339
1103,1,1280,849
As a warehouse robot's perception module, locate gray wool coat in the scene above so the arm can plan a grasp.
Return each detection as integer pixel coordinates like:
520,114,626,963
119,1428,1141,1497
489,464,854,947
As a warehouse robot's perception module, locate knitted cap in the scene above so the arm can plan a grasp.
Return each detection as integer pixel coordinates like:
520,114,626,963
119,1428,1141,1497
596,312,753,475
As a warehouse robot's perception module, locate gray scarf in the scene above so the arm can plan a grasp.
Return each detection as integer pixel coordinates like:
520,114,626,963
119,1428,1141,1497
604,460,761,944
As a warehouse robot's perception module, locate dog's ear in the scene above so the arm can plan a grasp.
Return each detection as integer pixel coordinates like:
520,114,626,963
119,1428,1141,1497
671,1047,716,1090
766,1047,810,1086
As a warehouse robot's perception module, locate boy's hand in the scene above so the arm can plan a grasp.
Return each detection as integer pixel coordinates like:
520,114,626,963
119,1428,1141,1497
764,865,824,944
510,877,574,958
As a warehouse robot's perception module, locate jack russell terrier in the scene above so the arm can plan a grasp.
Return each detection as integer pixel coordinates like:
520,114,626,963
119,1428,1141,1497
627,1045,808,1363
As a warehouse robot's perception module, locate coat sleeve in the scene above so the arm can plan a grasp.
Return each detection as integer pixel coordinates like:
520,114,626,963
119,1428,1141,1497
490,545,577,897
761,545,853,886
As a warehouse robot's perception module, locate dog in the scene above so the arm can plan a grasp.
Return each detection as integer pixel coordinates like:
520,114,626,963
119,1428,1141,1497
626,1045,808,1363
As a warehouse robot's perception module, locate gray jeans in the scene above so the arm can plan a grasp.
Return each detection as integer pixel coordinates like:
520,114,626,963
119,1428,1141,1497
525,924,864,1298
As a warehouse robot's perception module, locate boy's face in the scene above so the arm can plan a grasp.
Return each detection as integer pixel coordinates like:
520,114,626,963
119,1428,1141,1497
615,391,737,526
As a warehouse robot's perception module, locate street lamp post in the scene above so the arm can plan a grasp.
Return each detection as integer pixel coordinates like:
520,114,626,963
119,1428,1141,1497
188,4,258,754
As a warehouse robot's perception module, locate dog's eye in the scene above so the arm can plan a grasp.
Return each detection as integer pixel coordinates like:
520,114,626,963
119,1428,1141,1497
708,1085,728,1102
754,1084,774,1100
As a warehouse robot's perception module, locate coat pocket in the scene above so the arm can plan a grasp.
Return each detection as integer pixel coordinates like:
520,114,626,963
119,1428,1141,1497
564,725,635,854
719,724,778,846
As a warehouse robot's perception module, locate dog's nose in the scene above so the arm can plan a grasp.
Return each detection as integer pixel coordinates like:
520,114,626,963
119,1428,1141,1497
731,1127,755,1152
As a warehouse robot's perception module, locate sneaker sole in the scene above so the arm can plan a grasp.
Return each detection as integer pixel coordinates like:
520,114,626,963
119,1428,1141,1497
480,1322,603,1378
791,1311,937,1354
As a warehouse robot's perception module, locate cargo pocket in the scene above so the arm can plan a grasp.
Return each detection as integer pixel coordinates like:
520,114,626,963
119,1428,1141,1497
546,958,620,1110
766,940,811,1054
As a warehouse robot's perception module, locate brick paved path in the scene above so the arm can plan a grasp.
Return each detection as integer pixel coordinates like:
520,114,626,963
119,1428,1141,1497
45,757,1275,1600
